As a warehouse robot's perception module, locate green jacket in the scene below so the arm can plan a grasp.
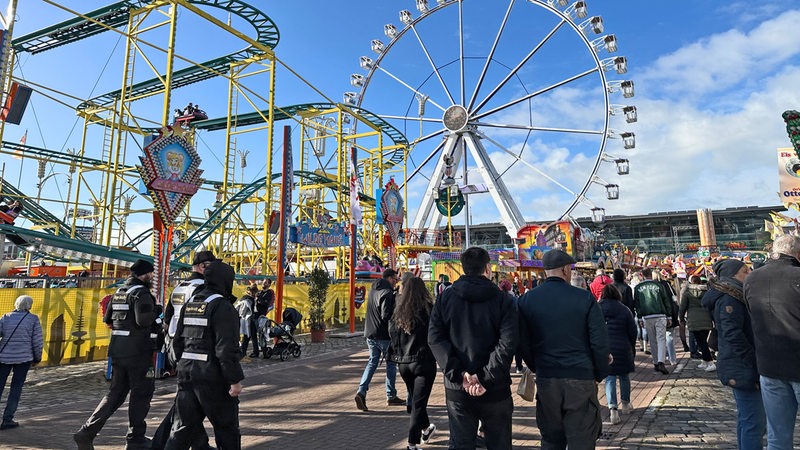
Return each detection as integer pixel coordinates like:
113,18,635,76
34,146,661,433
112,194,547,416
679,283,713,330
633,280,671,318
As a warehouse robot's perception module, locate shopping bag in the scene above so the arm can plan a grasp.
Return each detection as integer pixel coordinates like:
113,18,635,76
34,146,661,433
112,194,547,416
516,368,536,402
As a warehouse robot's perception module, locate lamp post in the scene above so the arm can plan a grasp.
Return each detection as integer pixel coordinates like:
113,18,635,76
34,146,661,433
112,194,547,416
20,244,37,288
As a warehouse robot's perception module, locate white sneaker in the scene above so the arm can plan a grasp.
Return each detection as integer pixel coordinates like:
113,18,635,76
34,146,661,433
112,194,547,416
698,362,708,370
610,408,620,424
421,424,436,444
670,359,677,366
704,363,716,372
619,401,632,413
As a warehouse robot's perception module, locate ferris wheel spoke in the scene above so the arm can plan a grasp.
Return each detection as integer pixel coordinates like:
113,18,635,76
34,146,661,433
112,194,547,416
473,67,597,121
476,130,579,198
471,19,566,115
467,0,516,112
458,0,465,105
410,25,456,106
400,139,447,189
376,66,447,112
409,127,447,146
381,114,443,124
472,121,605,136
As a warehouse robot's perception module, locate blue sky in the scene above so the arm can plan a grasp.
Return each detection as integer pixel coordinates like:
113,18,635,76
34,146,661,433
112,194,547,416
5,0,800,246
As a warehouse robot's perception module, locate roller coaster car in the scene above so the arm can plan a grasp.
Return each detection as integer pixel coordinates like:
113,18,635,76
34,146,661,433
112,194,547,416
0,202,21,225
174,108,208,124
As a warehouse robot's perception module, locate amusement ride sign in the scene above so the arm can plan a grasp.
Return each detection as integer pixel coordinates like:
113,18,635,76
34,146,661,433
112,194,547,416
380,178,405,245
138,124,203,223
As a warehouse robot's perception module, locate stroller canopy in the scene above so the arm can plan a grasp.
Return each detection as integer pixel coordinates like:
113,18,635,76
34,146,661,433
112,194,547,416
282,307,303,331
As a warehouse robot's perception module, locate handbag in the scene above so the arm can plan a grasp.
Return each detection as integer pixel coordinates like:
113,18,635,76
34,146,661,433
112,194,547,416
516,368,536,402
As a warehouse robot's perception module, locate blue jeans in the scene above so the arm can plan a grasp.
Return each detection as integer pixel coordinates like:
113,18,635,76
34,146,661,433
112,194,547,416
760,375,800,450
731,387,766,450
0,361,32,423
605,374,630,408
357,338,397,399
665,328,676,362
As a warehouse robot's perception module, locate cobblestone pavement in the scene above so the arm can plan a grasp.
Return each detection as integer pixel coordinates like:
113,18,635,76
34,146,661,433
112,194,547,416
1,332,798,449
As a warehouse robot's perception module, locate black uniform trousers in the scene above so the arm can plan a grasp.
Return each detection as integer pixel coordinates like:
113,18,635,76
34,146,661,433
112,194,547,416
151,400,211,450
165,381,240,450
82,355,155,442
535,377,602,450
445,393,513,450
398,360,437,445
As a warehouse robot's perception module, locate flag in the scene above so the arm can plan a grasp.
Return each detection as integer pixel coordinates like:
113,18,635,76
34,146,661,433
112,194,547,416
13,130,26,159
349,147,362,226
771,211,794,227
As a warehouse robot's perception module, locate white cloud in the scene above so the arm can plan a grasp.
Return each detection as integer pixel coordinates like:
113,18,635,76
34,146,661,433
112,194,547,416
639,9,800,99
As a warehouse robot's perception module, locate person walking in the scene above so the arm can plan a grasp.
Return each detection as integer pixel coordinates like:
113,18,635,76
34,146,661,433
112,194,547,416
389,276,438,450
633,268,673,375
589,269,613,301
679,275,715,371
152,253,215,450
744,234,800,450
518,249,609,450
499,279,524,374
355,268,405,411
611,268,634,314
165,260,244,450
74,259,159,450
599,285,637,425
703,258,764,450
0,295,43,430
428,247,518,449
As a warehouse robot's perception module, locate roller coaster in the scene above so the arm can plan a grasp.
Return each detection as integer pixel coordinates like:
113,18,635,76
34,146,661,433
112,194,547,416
0,0,413,278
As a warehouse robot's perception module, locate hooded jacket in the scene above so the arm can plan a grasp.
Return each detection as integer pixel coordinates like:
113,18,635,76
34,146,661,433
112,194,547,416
589,274,613,301
174,261,244,386
428,275,518,402
518,277,609,382
599,297,636,375
702,277,759,390
364,278,395,340
743,254,800,382
679,283,712,331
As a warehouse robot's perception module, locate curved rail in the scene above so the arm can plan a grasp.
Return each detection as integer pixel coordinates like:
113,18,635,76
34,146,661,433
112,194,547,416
12,0,280,110
0,178,84,240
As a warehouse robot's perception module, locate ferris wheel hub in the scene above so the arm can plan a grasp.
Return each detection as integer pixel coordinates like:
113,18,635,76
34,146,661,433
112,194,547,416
442,105,469,132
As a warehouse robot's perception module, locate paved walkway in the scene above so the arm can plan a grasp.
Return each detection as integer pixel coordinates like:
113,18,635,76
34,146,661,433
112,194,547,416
1,333,798,449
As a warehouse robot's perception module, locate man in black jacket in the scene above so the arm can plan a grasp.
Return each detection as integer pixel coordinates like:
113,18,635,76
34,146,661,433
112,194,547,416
428,247,518,449
518,249,609,450
74,259,158,450
743,234,800,450
355,268,403,411
165,260,244,450
703,258,764,450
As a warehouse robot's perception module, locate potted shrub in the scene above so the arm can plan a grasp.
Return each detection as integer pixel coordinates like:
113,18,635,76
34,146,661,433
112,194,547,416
308,267,330,342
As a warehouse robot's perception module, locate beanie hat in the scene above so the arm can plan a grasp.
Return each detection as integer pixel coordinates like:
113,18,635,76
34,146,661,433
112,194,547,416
131,259,154,276
192,250,217,266
712,259,746,279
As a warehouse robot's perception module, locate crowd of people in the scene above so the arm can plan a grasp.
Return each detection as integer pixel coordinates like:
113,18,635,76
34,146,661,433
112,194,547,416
1,238,799,449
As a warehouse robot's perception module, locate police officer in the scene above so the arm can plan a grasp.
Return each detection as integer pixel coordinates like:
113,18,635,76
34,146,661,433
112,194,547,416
74,259,158,450
166,260,244,450
152,251,216,450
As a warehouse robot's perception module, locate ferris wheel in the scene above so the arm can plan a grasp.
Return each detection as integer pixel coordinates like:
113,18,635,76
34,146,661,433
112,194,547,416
346,0,636,239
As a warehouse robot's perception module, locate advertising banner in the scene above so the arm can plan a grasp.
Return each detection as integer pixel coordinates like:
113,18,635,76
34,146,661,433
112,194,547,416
778,147,800,206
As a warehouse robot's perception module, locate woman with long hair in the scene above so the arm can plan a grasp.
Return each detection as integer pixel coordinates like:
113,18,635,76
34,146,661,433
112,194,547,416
599,284,637,425
389,276,438,450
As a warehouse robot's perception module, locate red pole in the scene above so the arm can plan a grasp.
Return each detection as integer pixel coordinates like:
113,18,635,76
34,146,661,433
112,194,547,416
349,223,356,333
275,126,292,322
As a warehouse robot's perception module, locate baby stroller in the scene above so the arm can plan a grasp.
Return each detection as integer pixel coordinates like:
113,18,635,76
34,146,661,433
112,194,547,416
257,307,303,361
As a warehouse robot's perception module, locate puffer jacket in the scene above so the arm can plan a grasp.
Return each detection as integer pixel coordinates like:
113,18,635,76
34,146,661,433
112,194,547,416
599,298,636,375
702,277,759,390
679,283,712,331
0,310,43,364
